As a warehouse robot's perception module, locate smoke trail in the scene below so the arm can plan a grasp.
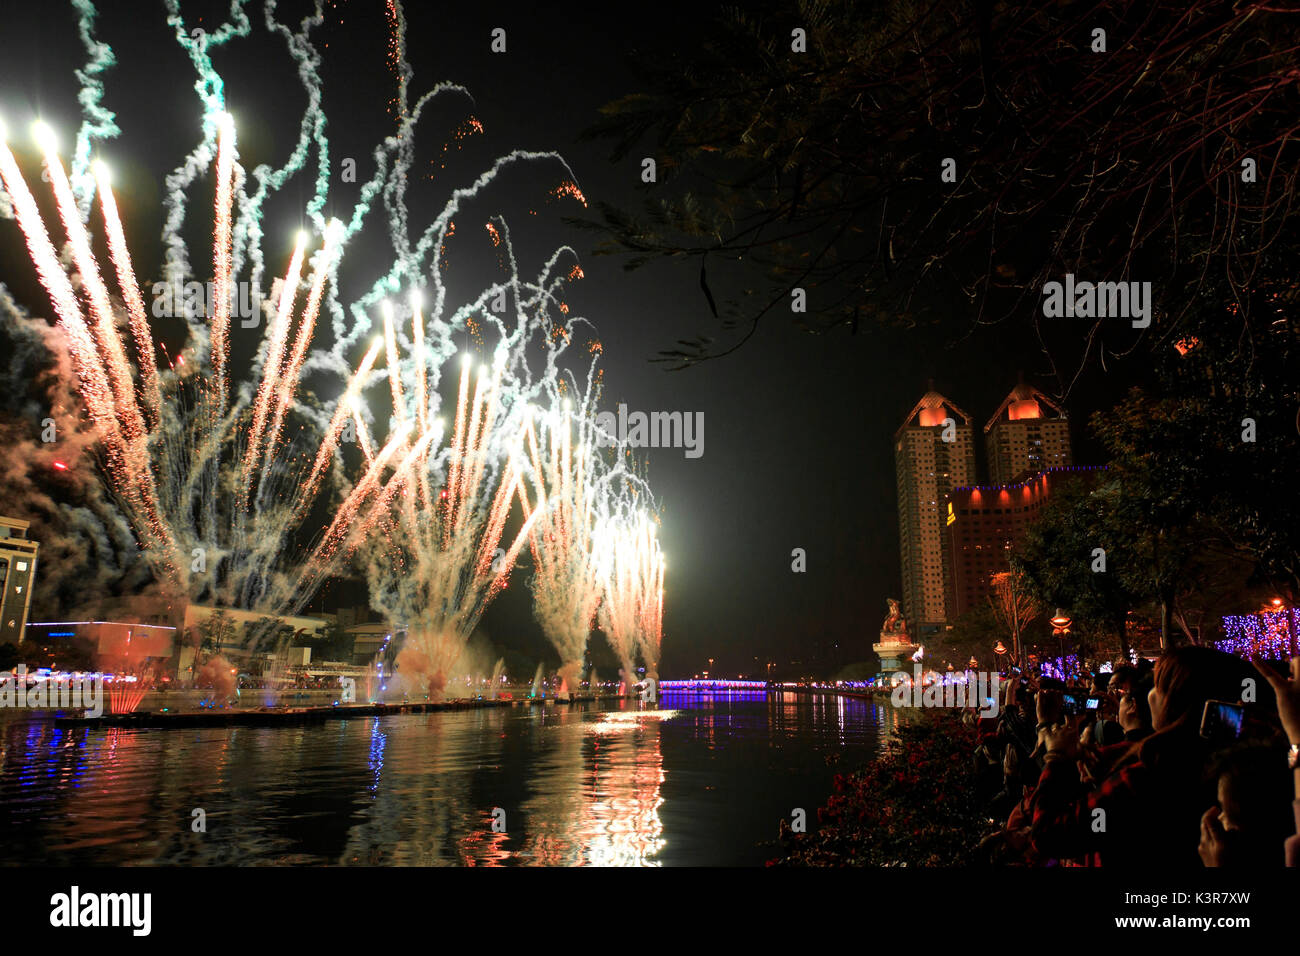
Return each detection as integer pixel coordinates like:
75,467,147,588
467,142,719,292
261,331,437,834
0,296,152,616
69,0,121,217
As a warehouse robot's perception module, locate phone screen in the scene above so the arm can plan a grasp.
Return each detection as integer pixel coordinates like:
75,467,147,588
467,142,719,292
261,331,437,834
1061,694,1079,716
1200,700,1246,741
1086,697,1099,710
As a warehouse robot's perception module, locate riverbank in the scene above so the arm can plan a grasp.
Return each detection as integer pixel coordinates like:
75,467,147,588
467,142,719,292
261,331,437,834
770,709,987,866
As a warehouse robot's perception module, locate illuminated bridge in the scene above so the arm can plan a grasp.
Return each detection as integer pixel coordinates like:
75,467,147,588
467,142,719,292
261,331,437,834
658,679,769,691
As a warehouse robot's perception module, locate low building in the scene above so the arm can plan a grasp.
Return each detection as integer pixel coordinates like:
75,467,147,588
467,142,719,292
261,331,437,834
0,516,39,645
178,605,330,677
23,620,177,661
944,466,1108,618
345,622,400,666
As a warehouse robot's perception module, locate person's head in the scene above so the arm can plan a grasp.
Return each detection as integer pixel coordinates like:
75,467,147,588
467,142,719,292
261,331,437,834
1118,672,1154,734
1210,743,1291,833
1016,685,1033,719
1204,742,1294,865
1094,718,1127,747
1109,663,1139,700
1147,646,1264,733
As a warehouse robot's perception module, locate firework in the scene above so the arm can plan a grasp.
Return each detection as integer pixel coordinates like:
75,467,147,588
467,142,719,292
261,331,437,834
0,1,663,683
107,674,151,716
597,501,666,685
346,347,541,699
517,366,628,695
0,119,406,631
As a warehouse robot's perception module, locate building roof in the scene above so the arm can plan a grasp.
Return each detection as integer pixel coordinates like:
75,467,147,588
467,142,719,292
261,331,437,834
895,390,972,439
983,382,1066,433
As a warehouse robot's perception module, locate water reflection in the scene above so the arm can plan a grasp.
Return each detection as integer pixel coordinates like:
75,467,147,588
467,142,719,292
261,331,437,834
0,691,885,866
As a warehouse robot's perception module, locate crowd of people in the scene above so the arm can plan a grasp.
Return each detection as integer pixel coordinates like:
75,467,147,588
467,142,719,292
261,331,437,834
968,648,1300,866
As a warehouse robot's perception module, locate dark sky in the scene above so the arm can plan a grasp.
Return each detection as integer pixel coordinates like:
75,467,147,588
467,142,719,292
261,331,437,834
0,1,1139,675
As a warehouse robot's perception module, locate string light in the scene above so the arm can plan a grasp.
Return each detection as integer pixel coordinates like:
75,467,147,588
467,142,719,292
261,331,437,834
1217,611,1294,660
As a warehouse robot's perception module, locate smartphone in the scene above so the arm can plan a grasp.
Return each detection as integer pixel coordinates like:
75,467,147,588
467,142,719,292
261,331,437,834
1200,700,1246,742
1086,697,1100,710
1061,694,1080,716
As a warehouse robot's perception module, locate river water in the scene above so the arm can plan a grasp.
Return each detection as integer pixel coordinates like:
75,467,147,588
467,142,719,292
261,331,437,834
0,689,895,866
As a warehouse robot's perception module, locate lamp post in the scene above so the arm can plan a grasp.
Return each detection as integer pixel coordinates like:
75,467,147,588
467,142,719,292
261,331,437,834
1050,610,1072,678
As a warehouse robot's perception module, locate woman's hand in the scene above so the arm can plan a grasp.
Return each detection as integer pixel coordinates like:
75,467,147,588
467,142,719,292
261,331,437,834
1038,720,1079,760
1198,806,1229,867
1036,689,1063,727
1253,656,1300,746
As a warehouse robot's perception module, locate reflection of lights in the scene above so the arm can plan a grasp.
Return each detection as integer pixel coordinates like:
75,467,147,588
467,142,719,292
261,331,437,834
589,710,679,734
583,717,666,867
598,712,681,723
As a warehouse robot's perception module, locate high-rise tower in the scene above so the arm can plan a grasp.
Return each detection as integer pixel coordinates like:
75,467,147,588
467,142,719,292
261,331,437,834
894,391,976,637
985,382,1072,484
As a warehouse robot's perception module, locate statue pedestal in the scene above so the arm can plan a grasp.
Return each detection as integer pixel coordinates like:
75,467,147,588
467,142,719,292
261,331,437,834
873,632,920,673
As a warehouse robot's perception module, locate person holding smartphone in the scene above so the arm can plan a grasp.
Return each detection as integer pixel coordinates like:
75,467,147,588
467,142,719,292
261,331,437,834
1199,657,1300,867
1028,647,1273,867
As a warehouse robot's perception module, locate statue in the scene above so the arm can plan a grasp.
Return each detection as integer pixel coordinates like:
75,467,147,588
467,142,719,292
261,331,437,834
874,598,917,673
881,598,906,637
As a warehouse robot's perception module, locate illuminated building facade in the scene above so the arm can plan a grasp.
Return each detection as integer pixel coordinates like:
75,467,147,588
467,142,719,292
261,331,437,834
984,382,1072,484
894,391,976,637
23,620,177,660
944,466,1109,617
0,515,39,645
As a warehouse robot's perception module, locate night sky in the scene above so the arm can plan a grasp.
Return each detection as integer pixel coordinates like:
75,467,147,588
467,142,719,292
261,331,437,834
0,1,1138,676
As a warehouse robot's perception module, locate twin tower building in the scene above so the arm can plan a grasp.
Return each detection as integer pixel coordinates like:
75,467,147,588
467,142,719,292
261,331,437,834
893,382,1092,642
